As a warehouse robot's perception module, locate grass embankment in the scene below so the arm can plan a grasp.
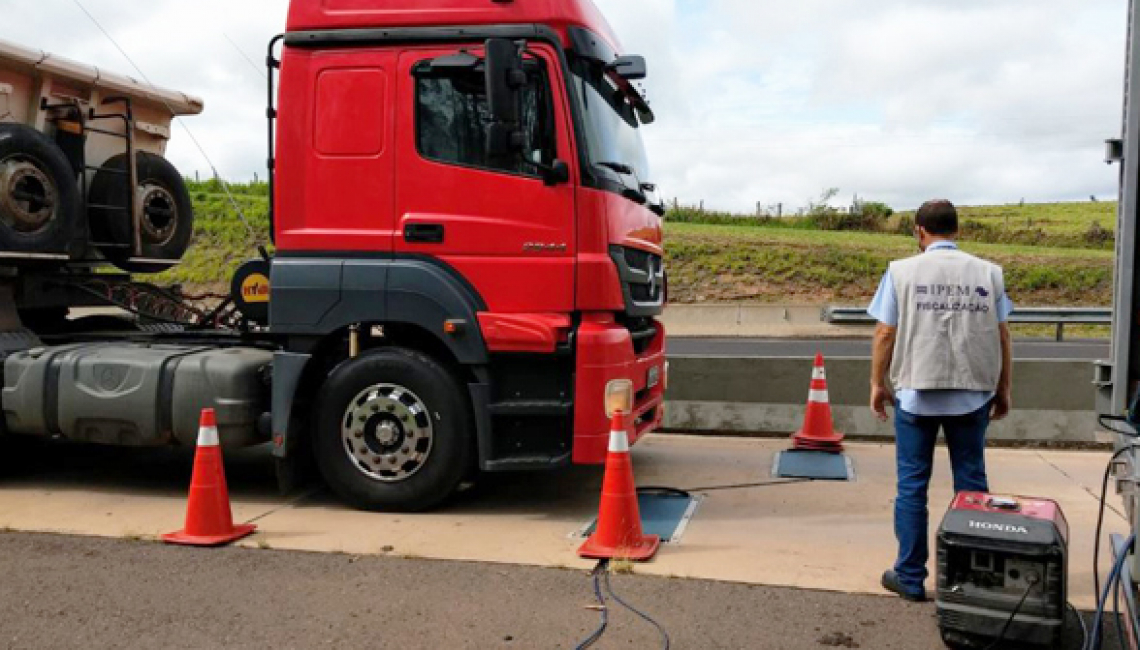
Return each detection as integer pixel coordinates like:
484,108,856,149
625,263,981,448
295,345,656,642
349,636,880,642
898,202,1117,250
154,180,270,290
171,184,1115,313
668,200,1117,250
664,222,1113,306
924,202,1116,236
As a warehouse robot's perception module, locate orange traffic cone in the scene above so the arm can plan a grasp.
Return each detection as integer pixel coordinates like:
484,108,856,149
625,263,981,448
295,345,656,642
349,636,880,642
162,408,256,546
791,353,845,453
578,413,660,562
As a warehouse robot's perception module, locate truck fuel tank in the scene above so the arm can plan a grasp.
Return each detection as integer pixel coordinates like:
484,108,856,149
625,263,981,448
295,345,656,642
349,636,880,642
2,343,272,448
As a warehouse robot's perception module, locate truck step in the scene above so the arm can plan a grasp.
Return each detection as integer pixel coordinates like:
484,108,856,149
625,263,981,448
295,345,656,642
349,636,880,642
488,400,572,417
482,452,572,472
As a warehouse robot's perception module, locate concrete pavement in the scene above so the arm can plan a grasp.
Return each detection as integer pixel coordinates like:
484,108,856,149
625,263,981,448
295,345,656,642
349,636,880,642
0,434,1123,610
0,532,1115,649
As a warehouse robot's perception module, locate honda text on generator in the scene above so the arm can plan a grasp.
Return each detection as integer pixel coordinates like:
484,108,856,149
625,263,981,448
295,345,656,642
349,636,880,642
0,0,668,512
936,493,1069,649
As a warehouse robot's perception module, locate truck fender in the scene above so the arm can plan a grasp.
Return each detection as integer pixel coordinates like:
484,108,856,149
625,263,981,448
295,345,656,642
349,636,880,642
270,256,489,365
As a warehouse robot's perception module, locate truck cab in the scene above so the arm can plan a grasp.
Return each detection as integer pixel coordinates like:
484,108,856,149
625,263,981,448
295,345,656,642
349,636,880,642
268,0,668,509
0,0,666,513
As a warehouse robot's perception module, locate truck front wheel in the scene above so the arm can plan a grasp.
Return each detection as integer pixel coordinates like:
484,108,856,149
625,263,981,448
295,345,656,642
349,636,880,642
313,348,473,512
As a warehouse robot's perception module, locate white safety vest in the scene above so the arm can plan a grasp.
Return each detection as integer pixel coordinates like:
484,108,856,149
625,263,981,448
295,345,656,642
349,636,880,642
888,248,1004,391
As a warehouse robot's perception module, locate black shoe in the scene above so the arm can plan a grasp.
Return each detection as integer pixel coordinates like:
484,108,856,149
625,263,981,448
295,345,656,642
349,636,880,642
881,570,927,602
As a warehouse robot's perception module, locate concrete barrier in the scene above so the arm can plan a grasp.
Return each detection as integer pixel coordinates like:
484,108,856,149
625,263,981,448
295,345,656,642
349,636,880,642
664,355,1103,444
662,304,874,338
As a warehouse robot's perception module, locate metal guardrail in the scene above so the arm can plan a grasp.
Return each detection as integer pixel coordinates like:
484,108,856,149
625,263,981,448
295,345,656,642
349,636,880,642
822,306,1112,341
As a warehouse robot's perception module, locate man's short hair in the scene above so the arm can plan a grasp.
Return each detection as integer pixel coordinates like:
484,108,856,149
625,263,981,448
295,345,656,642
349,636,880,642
915,200,959,236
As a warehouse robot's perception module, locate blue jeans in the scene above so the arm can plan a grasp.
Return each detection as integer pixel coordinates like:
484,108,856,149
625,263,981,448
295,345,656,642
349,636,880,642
893,402,991,593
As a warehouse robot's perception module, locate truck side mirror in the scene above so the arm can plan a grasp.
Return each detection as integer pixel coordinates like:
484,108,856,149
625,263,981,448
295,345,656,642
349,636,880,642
485,38,526,158
542,160,570,186
607,55,648,80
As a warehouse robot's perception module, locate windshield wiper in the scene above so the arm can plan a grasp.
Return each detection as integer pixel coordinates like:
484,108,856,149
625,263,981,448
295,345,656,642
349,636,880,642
596,161,634,175
594,161,651,206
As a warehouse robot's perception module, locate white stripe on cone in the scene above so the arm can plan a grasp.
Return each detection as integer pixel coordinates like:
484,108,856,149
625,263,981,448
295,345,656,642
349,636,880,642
808,389,829,403
812,367,826,380
197,425,220,447
609,429,630,453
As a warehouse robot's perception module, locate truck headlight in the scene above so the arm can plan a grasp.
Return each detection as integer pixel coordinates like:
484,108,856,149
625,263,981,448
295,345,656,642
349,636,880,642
605,379,634,418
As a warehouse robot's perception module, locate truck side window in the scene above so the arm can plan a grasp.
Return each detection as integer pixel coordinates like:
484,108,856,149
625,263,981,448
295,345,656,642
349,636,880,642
414,59,553,177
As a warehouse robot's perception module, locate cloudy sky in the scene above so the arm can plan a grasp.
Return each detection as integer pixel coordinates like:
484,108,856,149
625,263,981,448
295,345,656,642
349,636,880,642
2,0,1128,212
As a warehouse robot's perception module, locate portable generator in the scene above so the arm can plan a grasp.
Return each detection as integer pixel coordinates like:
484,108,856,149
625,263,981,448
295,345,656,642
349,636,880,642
936,492,1068,649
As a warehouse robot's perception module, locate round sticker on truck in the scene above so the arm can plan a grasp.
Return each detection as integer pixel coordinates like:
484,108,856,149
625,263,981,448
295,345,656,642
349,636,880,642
230,259,272,323
241,273,270,303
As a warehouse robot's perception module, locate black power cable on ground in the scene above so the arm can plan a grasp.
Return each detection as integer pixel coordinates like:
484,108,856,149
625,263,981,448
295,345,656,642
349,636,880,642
572,559,672,650
640,479,813,494
574,561,609,650
603,568,670,650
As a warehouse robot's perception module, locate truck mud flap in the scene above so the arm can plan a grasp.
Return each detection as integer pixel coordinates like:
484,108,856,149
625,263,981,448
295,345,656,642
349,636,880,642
270,351,311,459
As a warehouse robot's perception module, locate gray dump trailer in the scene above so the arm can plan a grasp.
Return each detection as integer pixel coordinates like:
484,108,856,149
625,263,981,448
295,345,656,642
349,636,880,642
0,38,275,471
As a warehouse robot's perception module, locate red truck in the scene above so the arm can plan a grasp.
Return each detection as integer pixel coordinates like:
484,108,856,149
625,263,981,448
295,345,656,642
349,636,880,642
0,0,667,512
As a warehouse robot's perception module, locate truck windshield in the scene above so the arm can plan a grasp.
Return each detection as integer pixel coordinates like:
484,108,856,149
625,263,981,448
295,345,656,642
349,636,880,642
571,62,651,188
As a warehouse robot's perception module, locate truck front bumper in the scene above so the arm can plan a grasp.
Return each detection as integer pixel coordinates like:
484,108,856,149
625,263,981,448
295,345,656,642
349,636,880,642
572,315,667,464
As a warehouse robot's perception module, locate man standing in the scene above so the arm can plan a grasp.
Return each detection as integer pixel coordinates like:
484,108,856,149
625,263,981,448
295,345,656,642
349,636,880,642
867,199,1014,602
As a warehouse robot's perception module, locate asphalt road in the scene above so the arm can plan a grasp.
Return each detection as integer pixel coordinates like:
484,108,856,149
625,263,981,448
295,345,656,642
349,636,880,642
0,532,1113,650
669,337,1111,361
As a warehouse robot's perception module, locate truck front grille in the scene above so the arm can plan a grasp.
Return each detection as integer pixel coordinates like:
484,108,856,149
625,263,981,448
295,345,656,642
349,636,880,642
610,245,665,318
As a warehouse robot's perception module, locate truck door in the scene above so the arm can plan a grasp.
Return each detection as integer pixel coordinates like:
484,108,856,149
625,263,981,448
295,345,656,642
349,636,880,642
274,48,397,253
393,45,577,313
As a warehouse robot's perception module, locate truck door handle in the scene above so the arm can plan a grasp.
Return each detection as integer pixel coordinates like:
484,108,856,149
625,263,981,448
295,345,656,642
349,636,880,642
404,223,444,244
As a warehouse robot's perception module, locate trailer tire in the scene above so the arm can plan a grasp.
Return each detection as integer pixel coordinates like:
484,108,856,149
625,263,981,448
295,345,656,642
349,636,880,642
0,123,83,256
313,347,473,512
88,152,194,274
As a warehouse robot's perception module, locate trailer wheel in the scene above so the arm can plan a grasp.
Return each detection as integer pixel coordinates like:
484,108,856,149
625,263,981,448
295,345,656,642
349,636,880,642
88,152,194,274
313,347,473,512
0,123,83,255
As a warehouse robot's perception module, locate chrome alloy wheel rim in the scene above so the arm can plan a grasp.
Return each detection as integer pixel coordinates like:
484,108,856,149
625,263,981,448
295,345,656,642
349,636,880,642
341,384,434,482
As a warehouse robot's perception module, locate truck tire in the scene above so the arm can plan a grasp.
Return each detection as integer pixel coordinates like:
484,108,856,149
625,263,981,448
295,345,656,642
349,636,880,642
88,152,194,274
313,347,473,512
0,123,83,255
